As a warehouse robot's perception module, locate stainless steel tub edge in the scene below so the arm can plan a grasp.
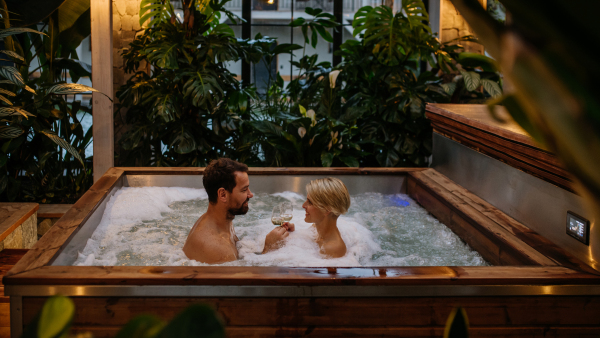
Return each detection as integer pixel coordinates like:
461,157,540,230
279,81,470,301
6,284,600,297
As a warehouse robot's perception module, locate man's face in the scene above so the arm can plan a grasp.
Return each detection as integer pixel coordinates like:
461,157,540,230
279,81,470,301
227,171,253,215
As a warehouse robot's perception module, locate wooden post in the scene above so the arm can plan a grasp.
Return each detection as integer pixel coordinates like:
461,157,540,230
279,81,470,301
91,0,114,182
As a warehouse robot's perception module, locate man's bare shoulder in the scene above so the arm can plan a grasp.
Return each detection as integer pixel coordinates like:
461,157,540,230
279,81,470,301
183,215,237,264
183,236,237,264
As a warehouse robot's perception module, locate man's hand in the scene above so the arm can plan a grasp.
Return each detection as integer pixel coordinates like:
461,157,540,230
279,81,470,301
262,227,289,253
282,222,295,232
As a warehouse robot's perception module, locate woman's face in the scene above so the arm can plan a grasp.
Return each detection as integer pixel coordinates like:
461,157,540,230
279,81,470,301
302,194,327,223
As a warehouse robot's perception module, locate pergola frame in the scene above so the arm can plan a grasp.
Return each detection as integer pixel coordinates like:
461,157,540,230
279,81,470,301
91,0,113,182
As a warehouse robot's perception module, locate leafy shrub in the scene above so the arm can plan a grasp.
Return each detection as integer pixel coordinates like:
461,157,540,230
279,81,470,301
118,0,502,170
117,0,258,167
0,4,99,203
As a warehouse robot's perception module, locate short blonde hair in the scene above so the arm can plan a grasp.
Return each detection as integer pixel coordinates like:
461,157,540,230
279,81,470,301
306,178,351,216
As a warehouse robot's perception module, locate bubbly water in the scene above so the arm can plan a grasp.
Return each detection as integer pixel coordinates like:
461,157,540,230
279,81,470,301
73,187,489,267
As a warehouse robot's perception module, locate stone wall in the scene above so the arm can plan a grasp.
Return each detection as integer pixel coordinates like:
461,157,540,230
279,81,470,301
441,0,484,54
0,213,37,250
113,0,144,165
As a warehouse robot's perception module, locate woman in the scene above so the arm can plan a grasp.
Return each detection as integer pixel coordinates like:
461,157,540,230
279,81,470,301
302,177,351,258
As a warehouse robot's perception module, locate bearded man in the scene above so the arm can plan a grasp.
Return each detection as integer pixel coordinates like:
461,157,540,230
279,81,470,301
183,158,292,263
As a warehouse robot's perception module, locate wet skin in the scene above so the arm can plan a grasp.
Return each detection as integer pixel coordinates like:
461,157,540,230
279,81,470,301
183,171,293,263
302,195,347,258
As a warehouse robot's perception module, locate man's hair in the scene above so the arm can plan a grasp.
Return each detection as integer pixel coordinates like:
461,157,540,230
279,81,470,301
203,158,249,203
306,177,351,216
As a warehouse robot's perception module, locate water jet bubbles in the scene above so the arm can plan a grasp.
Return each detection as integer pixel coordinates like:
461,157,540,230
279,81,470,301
73,187,489,267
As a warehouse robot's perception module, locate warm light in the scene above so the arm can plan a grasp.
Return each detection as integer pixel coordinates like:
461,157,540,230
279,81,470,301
267,0,274,4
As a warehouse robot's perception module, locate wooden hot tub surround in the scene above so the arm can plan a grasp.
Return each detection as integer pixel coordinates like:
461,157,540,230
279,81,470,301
5,167,600,337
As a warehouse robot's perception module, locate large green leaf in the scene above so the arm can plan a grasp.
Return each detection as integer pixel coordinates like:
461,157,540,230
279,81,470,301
480,78,502,98
0,107,34,118
339,155,359,167
115,315,165,338
443,306,469,338
140,0,175,28
57,0,89,33
457,52,498,72
155,304,225,338
321,152,333,167
4,0,64,27
53,58,92,83
59,7,91,52
0,50,24,61
0,88,16,97
0,27,46,38
460,69,480,91
172,132,197,154
47,83,103,96
0,95,13,106
37,296,75,338
40,130,85,166
0,66,25,86
0,126,23,139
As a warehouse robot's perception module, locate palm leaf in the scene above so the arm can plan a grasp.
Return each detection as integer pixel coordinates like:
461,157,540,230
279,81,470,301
0,88,16,97
47,83,108,99
24,85,36,94
0,126,23,138
0,107,34,118
0,95,13,106
40,130,85,166
0,66,25,86
0,50,24,62
0,27,46,39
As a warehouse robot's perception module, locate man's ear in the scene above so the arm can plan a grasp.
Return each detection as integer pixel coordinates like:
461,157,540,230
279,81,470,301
217,188,228,203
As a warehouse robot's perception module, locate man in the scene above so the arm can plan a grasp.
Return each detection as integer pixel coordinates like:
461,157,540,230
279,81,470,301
183,158,294,263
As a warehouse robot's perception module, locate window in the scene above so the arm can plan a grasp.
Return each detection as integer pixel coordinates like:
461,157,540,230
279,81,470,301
221,0,391,86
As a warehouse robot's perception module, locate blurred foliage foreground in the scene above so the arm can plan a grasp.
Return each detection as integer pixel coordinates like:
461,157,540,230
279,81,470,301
23,295,470,338
449,0,600,244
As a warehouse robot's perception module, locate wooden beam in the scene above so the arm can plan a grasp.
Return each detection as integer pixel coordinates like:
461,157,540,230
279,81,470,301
91,0,114,182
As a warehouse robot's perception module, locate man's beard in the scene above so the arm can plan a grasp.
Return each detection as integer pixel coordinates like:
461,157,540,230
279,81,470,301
228,198,249,216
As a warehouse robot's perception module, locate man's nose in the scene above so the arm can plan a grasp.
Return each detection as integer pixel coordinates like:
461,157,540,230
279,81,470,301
248,189,254,198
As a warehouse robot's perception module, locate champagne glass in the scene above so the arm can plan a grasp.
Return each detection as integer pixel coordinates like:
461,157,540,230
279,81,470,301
271,205,283,226
281,202,293,223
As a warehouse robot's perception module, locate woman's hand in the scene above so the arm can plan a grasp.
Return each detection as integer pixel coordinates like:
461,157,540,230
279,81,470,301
282,222,295,232
262,227,289,253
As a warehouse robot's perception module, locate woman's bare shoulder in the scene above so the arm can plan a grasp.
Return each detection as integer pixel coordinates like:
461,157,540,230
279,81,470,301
319,238,347,258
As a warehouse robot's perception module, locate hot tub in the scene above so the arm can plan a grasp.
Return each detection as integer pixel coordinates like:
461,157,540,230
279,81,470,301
5,167,600,337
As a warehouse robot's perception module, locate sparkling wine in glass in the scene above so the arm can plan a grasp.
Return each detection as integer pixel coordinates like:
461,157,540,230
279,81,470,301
271,205,283,226
281,202,293,222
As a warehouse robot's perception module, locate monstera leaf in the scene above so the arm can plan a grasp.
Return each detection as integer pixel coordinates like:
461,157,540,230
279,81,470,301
140,0,175,28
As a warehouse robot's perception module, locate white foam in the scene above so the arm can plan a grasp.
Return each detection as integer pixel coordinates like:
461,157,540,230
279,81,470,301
73,188,489,267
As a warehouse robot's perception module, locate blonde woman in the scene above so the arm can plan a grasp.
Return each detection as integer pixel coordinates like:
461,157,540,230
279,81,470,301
301,177,351,258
